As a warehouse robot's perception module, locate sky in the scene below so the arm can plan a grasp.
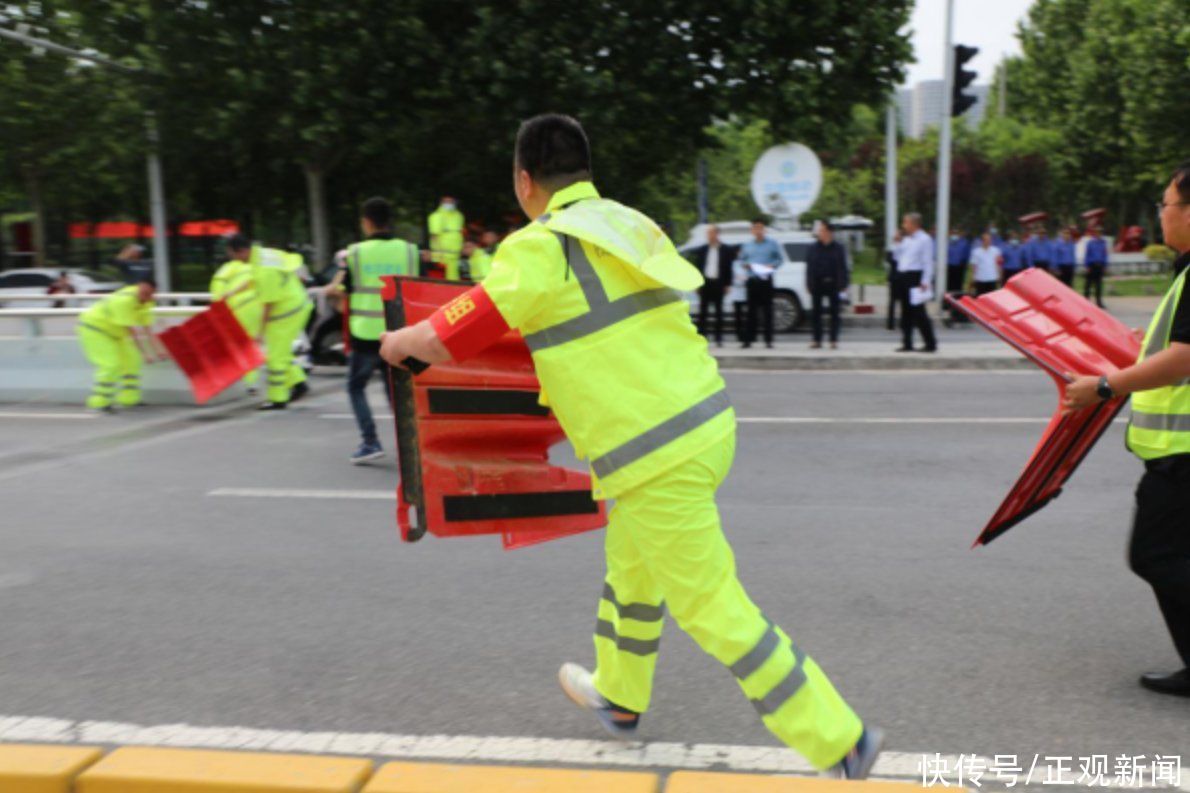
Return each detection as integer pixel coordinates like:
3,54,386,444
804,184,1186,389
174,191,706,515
902,0,1037,87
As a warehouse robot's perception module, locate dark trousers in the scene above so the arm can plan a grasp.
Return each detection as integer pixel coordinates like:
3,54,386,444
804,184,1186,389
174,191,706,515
1085,263,1106,306
1001,268,1021,287
1032,261,1051,274
697,282,725,343
1057,265,1075,286
896,271,937,350
886,275,898,330
743,278,774,346
973,280,998,296
1128,458,1190,666
347,341,393,445
946,264,970,322
811,289,841,344
732,302,747,342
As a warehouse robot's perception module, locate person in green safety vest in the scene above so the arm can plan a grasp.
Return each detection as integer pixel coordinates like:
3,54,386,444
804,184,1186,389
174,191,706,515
377,114,883,779
75,278,156,411
210,257,263,393
323,197,420,463
223,233,312,410
1065,161,1190,697
427,195,465,280
464,229,499,283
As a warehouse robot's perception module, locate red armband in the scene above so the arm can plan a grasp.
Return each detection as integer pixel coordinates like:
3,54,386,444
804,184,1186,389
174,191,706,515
428,285,510,362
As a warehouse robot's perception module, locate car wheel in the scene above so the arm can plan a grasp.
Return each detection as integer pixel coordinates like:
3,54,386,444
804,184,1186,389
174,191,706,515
773,290,804,332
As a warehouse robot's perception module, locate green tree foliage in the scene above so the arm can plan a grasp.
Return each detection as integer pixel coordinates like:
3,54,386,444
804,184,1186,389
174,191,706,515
2,0,913,273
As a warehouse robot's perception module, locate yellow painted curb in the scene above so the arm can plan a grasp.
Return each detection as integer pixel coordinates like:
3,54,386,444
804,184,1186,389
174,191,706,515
666,772,930,792
0,744,104,793
362,761,660,792
75,746,373,792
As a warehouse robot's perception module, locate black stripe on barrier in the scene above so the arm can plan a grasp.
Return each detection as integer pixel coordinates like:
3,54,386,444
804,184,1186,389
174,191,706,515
443,490,599,522
428,388,549,416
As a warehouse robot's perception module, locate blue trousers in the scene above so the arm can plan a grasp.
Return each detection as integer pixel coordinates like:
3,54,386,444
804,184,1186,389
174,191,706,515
347,342,392,445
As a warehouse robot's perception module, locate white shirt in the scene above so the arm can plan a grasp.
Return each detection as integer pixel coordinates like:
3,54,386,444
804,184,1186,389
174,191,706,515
900,229,934,285
970,245,1002,283
705,244,720,281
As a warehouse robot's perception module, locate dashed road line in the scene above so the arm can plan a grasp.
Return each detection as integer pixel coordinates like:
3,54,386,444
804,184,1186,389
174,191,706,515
209,487,392,500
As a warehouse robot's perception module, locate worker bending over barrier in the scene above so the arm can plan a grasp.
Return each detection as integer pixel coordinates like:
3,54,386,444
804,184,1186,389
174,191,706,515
210,256,263,392
76,278,156,411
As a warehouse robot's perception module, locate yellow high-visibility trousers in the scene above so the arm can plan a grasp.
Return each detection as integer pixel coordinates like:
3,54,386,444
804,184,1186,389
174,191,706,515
262,302,311,403
229,295,263,388
77,324,143,408
591,432,863,769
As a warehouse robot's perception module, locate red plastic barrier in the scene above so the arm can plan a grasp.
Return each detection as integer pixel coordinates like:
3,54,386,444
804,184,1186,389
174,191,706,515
157,300,265,405
381,276,607,549
948,269,1140,546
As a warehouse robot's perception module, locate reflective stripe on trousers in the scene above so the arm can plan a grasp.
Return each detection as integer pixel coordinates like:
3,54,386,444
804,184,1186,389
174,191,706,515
590,435,862,769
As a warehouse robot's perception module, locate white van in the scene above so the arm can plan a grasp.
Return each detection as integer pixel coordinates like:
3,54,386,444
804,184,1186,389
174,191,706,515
679,221,814,332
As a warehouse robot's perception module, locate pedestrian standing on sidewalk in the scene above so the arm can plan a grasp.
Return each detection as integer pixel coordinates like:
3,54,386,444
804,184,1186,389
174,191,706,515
895,213,938,353
967,233,1002,296
1054,228,1077,287
737,219,782,349
689,224,738,347
1084,227,1109,308
885,231,904,330
806,221,849,349
1062,161,1190,697
1000,232,1024,286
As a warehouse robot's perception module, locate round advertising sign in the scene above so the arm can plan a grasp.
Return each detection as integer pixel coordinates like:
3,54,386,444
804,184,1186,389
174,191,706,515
749,143,823,219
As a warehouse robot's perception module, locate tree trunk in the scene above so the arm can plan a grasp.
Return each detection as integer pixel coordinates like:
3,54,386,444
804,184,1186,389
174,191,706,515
23,167,47,268
303,163,330,269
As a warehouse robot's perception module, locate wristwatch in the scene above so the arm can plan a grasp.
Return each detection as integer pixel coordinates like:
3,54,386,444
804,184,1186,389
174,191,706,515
1096,375,1116,401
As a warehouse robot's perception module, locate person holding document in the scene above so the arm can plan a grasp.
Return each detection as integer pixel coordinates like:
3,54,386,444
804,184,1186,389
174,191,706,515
737,218,783,348
895,212,938,353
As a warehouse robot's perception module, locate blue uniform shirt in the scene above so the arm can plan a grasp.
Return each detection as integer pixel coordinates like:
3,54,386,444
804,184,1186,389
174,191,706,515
1085,237,1109,265
1053,239,1076,266
1025,236,1052,267
947,237,971,268
1002,241,1023,271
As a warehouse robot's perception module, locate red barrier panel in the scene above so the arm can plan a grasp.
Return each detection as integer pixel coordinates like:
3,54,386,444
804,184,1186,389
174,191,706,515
382,276,607,549
157,301,265,405
949,269,1140,546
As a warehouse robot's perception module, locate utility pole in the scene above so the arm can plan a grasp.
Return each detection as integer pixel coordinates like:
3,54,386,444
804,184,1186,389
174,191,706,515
0,23,171,289
934,0,956,305
885,103,898,250
696,158,709,226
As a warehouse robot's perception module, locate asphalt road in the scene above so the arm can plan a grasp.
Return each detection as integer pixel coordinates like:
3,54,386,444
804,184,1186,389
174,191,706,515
0,370,1184,776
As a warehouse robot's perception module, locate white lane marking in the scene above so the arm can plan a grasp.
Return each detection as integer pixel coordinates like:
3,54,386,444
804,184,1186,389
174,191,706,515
0,412,96,420
210,487,392,500
0,714,979,782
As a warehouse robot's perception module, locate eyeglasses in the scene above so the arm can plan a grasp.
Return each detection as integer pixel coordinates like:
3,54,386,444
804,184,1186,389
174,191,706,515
1155,200,1190,212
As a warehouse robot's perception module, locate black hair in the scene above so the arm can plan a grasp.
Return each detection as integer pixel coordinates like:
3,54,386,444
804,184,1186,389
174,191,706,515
362,196,394,229
751,216,768,226
224,232,251,251
514,114,592,190
1171,160,1190,203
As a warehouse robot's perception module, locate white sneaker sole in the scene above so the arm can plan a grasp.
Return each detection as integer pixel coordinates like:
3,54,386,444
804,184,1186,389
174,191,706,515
350,451,385,465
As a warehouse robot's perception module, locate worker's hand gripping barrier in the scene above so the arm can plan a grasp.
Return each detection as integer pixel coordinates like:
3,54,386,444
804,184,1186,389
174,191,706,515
381,276,607,549
948,269,1140,546
157,300,266,405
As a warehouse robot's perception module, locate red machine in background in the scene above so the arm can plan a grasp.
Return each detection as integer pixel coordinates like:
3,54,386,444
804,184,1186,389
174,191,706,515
381,276,607,549
948,269,1140,546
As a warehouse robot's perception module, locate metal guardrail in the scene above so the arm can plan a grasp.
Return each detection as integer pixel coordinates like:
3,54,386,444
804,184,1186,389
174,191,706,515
0,304,206,339
0,292,211,304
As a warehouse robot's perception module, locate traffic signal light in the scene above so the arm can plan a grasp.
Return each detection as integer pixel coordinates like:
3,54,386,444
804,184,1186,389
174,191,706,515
951,44,979,117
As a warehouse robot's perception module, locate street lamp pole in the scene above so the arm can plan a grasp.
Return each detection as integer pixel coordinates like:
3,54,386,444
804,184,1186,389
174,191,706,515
934,0,956,305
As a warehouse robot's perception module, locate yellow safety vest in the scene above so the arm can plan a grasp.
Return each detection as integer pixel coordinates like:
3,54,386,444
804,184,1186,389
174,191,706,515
251,246,309,319
1127,266,1190,460
347,237,418,340
78,285,154,338
428,206,465,280
467,247,494,282
480,181,727,500
210,260,262,336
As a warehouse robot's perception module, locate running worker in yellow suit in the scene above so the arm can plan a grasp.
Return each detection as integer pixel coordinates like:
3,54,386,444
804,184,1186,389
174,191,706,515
427,196,465,280
379,114,882,778
223,234,312,410
76,279,156,411
209,258,263,391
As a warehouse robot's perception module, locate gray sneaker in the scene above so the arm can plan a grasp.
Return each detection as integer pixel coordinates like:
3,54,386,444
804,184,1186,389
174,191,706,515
558,662,639,741
825,726,884,780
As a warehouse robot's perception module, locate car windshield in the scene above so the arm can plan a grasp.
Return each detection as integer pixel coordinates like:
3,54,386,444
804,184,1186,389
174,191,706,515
782,243,810,262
